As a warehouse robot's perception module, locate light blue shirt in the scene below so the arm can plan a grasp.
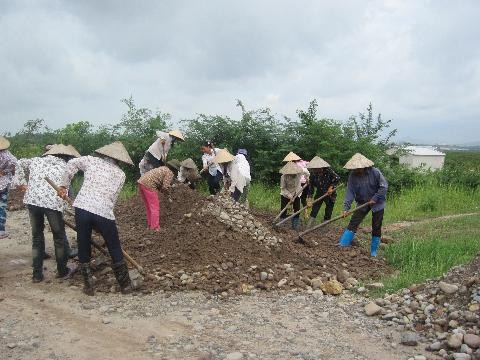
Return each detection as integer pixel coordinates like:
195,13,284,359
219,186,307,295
344,167,388,213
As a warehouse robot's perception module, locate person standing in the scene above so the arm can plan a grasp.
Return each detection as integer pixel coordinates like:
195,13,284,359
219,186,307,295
139,130,185,175
338,153,388,257
0,136,17,239
283,152,310,208
178,158,200,190
13,144,80,282
58,141,135,295
306,156,340,228
279,161,303,230
201,141,223,195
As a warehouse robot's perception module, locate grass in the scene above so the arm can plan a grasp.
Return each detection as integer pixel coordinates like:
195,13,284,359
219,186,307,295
374,214,480,296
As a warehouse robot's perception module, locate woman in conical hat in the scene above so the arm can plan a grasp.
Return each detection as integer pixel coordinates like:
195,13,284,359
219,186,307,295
139,129,185,175
178,158,200,190
214,148,251,203
0,136,17,240
57,141,135,296
282,152,310,209
305,156,341,229
338,153,388,257
279,161,303,230
200,140,223,195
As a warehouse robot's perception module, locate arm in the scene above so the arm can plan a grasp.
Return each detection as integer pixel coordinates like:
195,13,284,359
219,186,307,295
1,152,17,176
343,174,355,211
162,169,174,190
12,158,31,187
60,156,89,188
330,169,341,187
371,169,388,203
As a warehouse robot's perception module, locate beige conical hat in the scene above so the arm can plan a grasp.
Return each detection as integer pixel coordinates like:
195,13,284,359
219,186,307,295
279,161,303,175
167,159,181,170
307,156,330,169
343,153,374,169
214,148,235,164
95,141,134,166
43,144,81,158
180,158,197,169
168,129,185,141
283,151,301,162
0,136,10,150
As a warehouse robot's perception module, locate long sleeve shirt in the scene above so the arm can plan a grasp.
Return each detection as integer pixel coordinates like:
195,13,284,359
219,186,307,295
229,154,251,194
139,154,155,176
61,156,125,220
280,174,302,199
296,160,310,184
12,156,67,212
202,148,222,176
0,150,17,191
147,131,172,162
138,166,174,191
309,168,341,198
178,167,199,183
343,167,388,213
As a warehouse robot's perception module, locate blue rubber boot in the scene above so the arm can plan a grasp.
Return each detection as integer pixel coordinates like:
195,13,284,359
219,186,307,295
291,217,300,230
338,229,355,247
370,236,381,257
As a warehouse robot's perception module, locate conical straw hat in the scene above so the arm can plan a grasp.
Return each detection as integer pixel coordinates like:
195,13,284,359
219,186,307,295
283,151,301,162
167,159,181,170
0,136,10,150
168,129,185,141
343,153,374,169
307,156,330,169
279,161,303,175
44,144,81,158
214,148,235,164
95,141,134,166
180,158,197,169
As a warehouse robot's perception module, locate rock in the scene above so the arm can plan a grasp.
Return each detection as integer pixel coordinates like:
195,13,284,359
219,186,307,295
428,341,444,351
452,353,471,360
357,286,367,294
277,278,288,288
260,272,268,281
439,281,459,295
102,318,111,324
346,277,358,286
180,274,190,281
336,269,350,283
400,331,419,346
366,282,384,289
414,356,426,360
448,333,464,349
311,277,323,290
225,352,243,360
460,344,472,354
469,303,480,312
6,343,17,349
321,280,343,295
464,334,480,349
364,302,382,316
424,303,435,315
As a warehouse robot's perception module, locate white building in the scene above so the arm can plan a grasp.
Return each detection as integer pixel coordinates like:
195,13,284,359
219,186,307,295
399,146,446,170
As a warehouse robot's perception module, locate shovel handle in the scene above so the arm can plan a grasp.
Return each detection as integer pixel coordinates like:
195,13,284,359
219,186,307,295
272,183,309,223
45,176,73,205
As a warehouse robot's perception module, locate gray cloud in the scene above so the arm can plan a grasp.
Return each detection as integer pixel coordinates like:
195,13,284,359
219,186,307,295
0,0,479,144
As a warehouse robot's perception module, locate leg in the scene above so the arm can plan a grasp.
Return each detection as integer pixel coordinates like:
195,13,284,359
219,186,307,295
214,172,223,194
146,189,160,230
323,197,335,221
239,184,249,203
44,208,68,277
207,174,216,195
300,184,309,208
75,207,94,263
280,196,290,218
0,189,8,235
139,184,152,228
28,205,45,281
309,196,323,219
339,204,371,247
370,209,385,257
232,188,242,202
291,197,301,229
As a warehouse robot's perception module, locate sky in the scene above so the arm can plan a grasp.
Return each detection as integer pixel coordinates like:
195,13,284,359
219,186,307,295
0,0,479,145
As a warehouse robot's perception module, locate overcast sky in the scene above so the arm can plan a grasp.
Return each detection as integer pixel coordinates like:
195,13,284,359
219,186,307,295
1,0,479,144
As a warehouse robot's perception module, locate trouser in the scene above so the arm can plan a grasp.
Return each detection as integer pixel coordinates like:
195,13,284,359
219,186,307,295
138,183,160,230
310,197,335,221
280,195,301,219
75,207,124,264
207,172,223,195
147,151,165,167
347,205,384,237
0,188,7,232
231,184,249,203
28,204,68,277
300,183,309,208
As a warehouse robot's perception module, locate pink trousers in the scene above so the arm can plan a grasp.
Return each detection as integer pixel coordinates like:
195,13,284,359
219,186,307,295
138,183,160,230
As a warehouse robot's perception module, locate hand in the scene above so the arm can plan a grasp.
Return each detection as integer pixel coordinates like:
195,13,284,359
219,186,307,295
0,171,4,176
327,186,334,195
306,198,313,208
342,211,349,218
369,199,376,205
57,186,68,200
19,185,27,193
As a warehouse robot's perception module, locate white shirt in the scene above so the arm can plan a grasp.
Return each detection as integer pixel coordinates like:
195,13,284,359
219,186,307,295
202,148,222,176
228,154,251,194
280,174,302,199
147,131,172,162
13,156,67,212
61,156,125,220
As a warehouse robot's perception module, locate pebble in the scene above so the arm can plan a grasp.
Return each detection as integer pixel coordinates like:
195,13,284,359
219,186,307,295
452,353,471,360
439,281,459,295
260,272,268,281
400,331,418,346
428,341,443,351
364,302,382,316
7,343,17,349
447,333,464,349
464,334,480,349
225,352,243,360
277,279,288,288
460,344,472,354
366,282,384,289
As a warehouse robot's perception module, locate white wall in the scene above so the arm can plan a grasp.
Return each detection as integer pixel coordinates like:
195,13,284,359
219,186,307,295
399,155,445,170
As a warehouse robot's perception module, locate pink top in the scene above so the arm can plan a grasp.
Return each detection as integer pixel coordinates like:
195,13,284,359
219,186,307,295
295,160,310,184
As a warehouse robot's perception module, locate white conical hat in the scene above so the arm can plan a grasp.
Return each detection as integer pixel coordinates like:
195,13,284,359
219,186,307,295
95,141,134,166
168,129,185,141
343,153,374,169
279,161,303,175
43,144,81,158
307,156,330,169
283,151,301,162
166,159,181,170
214,148,235,164
0,136,10,150
180,158,197,169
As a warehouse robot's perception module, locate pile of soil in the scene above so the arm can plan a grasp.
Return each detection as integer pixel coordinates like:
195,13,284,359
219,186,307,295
90,185,392,294
7,188,25,211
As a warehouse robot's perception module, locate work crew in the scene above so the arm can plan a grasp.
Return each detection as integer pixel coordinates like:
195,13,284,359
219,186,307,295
13,144,80,282
0,136,17,239
306,156,340,228
137,162,175,231
139,130,185,175
279,161,303,230
214,148,251,203
58,141,135,295
338,153,388,257
283,152,309,208
201,141,223,195
177,158,200,189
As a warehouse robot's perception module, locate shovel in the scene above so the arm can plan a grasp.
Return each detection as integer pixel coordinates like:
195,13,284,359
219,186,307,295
296,202,371,243
271,183,309,224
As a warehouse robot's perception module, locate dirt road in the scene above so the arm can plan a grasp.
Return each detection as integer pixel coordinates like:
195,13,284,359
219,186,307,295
0,210,428,360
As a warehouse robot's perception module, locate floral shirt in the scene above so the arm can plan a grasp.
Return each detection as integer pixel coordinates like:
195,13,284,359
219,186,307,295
13,156,68,212
0,150,17,191
202,148,222,176
61,156,125,220
309,168,341,199
138,166,174,191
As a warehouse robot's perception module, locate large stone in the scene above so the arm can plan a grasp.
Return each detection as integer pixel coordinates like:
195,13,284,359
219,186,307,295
336,269,350,283
439,281,459,295
464,334,480,349
225,352,244,360
448,333,464,349
260,272,268,281
321,280,344,295
452,354,471,360
364,302,382,316
366,282,384,289
400,331,418,346
277,278,288,288
311,277,323,290
428,341,444,351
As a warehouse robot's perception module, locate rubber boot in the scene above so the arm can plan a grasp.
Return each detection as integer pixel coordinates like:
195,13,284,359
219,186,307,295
112,260,134,294
291,217,300,230
370,236,381,257
338,229,355,247
306,217,315,229
80,263,95,296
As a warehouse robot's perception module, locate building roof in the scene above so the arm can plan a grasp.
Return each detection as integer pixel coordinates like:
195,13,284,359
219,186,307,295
404,146,445,156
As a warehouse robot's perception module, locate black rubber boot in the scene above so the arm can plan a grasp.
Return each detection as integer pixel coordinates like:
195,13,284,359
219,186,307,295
291,217,300,230
80,263,95,296
112,260,133,294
